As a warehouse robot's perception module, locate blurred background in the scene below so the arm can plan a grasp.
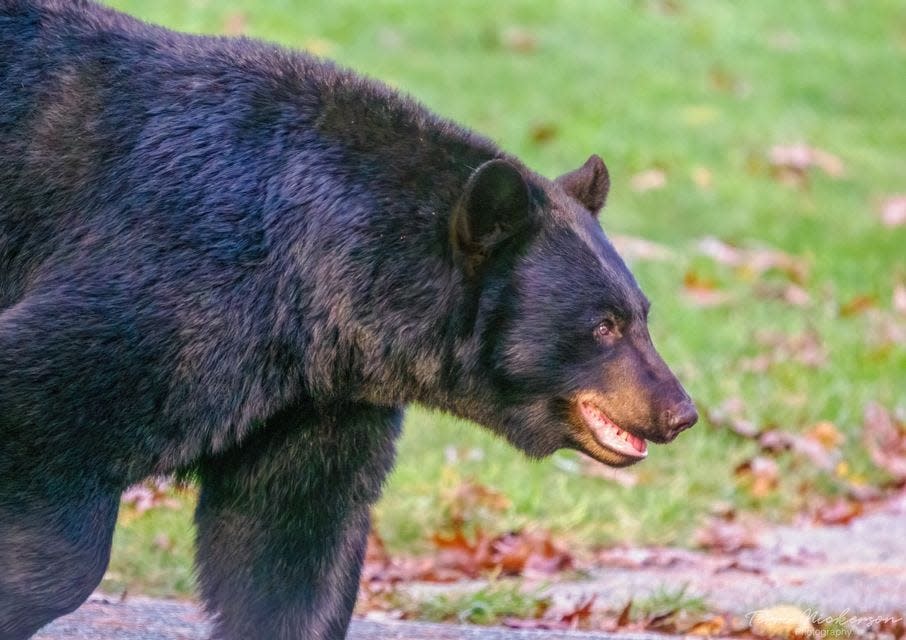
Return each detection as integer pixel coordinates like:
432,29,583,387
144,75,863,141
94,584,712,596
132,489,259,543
100,0,905,622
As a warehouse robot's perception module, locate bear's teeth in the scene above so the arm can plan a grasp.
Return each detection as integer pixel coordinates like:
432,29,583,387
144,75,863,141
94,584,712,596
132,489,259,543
579,399,647,458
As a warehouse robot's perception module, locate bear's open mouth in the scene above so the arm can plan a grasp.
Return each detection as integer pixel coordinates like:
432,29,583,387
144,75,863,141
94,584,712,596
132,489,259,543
577,399,648,459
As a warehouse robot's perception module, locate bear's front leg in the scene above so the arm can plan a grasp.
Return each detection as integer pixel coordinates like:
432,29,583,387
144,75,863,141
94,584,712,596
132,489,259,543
194,402,401,640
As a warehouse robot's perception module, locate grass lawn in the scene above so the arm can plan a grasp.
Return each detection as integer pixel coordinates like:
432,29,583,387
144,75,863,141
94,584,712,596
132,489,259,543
98,0,905,597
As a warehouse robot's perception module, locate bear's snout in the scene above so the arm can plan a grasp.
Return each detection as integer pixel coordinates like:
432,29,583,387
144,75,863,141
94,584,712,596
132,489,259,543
660,397,698,441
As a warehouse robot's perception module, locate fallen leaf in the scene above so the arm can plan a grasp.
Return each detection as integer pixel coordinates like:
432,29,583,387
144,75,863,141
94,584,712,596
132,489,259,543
617,599,633,627
500,26,537,53
610,234,674,262
758,429,837,471
769,144,844,188
863,402,906,481
697,236,809,283
805,421,845,450
814,498,863,525
683,269,732,307
555,595,595,629
709,66,749,96
528,122,558,144
894,284,906,315
866,309,906,351
751,283,806,306
694,517,759,552
152,533,173,552
303,38,335,56
839,293,878,317
740,329,827,372
735,456,780,498
630,168,667,193
442,479,511,528
121,477,183,515
715,559,766,575
691,166,713,189
706,396,760,438
750,605,814,639
222,12,247,36
685,615,727,636
753,282,811,307
643,0,684,15
879,195,906,228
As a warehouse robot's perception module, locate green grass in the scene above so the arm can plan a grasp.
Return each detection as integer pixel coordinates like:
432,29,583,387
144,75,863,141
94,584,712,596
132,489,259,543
99,0,906,597
412,583,550,626
632,584,708,620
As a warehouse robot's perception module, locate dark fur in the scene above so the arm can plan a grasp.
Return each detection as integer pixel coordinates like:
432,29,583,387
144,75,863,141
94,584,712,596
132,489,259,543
0,1,696,638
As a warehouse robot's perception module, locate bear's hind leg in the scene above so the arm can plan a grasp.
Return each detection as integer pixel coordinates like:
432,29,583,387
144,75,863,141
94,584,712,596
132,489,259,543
194,402,401,640
0,482,119,640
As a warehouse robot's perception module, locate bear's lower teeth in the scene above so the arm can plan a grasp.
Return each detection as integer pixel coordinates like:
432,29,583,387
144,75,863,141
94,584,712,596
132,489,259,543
579,400,648,457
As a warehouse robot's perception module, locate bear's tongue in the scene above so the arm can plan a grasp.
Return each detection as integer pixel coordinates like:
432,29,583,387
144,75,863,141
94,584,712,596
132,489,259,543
579,400,648,457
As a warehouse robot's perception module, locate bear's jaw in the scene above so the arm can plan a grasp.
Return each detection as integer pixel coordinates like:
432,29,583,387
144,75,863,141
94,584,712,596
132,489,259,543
576,397,648,461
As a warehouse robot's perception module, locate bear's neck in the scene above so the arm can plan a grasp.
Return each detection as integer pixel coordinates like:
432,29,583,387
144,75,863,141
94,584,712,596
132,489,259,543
272,71,506,408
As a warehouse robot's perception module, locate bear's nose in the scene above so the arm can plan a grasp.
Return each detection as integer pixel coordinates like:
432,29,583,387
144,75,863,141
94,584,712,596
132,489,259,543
662,401,698,440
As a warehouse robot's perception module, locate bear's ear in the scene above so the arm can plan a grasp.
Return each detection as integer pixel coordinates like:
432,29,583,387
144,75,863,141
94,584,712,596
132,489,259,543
555,154,610,215
450,159,531,275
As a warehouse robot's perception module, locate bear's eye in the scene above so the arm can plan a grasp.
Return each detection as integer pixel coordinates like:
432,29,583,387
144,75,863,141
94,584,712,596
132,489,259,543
594,317,618,341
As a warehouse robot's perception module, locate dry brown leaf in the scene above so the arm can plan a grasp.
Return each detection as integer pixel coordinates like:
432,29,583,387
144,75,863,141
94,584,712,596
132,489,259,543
753,282,811,307
867,309,906,351
685,615,727,636
694,517,759,552
863,402,906,481
121,478,183,515
741,329,827,372
617,599,633,627
805,421,845,450
683,269,732,307
879,195,906,228
758,429,837,471
706,396,760,438
769,144,845,188
698,236,809,283
500,26,537,53
839,293,878,317
222,12,247,36
630,168,667,192
152,533,173,552
528,122,558,145
303,38,335,56
813,498,863,525
691,166,713,189
442,479,510,527
750,605,814,639
894,284,906,315
735,456,780,498
610,234,674,262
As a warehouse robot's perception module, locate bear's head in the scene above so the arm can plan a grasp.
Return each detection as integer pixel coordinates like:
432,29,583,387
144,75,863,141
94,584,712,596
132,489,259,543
449,155,697,467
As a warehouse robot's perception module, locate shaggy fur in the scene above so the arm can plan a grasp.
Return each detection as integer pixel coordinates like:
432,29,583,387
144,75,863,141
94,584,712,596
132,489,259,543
0,1,696,638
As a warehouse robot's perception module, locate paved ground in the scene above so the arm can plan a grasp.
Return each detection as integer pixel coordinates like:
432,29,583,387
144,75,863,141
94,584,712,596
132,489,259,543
34,597,664,640
408,492,906,620
35,492,906,639
548,492,906,617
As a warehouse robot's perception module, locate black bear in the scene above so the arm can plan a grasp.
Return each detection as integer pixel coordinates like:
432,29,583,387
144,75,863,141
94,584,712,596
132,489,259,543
0,1,698,638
